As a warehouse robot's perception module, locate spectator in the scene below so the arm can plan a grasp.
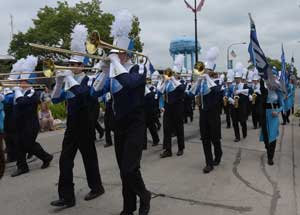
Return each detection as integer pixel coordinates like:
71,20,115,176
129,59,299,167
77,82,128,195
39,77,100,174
39,102,55,132
40,87,52,103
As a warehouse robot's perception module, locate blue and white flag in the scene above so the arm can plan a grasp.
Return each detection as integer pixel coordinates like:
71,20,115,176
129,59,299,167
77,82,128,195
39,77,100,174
280,44,288,94
248,13,269,79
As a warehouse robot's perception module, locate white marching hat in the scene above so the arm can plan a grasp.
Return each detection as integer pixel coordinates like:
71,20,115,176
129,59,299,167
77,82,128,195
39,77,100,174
205,47,220,71
227,69,235,82
234,62,244,78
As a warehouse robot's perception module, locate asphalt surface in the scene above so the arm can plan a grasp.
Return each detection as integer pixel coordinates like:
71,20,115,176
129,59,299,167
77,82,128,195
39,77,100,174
1,92,300,215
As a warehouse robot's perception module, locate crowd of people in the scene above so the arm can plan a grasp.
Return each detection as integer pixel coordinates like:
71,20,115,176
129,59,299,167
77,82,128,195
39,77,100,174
0,9,297,215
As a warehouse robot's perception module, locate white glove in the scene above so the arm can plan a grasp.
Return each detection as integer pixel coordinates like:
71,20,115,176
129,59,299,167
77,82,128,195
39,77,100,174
235,90,241,95
249,95,253,101
56,70,72,77
228,97,234,105
254,89,261,94
64,75,79,91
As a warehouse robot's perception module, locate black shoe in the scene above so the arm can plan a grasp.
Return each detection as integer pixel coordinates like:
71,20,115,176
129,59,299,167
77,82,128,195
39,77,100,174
234,138,240,142
99,132,104,140
84,187,105,201
243,135,247,139
120,211,134,215
139,191,151,215
27,153,33,159
160,151,172,158
268,159,274,166
50,199,76,208
281,123,286,125
11,168,29,177
287,118,290,123
176,150,184,156
226,125,231,129
203,165,214,174
41,155,53,169
152,142,159,147
104,143,113,148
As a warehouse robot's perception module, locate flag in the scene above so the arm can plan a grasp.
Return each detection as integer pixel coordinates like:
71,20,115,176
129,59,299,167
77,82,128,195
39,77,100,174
196,0,205,12
248,13,269,79
280,44,288,94
149,62,156,74
184,0,195,12
231,50,237,58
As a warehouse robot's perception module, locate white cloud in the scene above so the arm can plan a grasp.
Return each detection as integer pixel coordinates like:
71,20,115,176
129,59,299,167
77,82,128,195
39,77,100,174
1,0,300,73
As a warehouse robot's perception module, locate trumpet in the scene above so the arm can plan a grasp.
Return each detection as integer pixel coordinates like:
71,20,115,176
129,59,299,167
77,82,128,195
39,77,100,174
234,96,240,108
223,96,228,107
252,93,257,105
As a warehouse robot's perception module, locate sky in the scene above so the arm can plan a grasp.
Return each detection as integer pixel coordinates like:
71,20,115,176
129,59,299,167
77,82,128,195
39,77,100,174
1,0,300,73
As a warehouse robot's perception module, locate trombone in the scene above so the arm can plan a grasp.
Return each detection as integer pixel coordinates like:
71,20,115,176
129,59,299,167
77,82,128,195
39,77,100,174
0,82,47,89
42,59,100,78
86,30,148,60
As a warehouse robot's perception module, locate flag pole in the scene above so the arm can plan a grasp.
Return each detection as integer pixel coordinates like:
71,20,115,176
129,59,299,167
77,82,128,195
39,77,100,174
194,0,199,63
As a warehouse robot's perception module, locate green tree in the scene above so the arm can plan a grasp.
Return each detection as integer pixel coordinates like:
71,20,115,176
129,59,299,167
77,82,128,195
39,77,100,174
267,57,298,77
8,0,143,59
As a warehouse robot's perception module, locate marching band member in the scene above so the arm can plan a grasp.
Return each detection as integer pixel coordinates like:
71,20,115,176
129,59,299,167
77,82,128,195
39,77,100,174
3,87,17,163
50,24,104,208
103,92,115,147
144,81,160,149
282,77,294,125
259,68,284,165
10,56,53,177
184,82,194,123
223,69,235,129
251,69,262,129
190,47,223,174
91,10,151,215
229,63,249,142
158,56,185,158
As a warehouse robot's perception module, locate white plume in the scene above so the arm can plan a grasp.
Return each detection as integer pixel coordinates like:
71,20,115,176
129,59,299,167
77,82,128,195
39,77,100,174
205,47,220,62
111,10,133,38
11,58,26,73
22,55,38,72
71,24,88,53
235,62,244,71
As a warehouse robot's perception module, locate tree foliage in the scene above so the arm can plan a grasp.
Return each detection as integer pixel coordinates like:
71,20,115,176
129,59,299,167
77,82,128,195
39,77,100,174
267,57,297,77
8,0,143,59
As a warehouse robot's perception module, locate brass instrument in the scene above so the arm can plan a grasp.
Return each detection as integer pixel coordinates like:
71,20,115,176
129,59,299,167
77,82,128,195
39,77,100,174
43,59,99,78
223,96,228,107
164,68,174,80
252,93,257,105
234,96,240,108
0,82,47,89
29,43,109,61
86,30,148,60
0,71,44,77
193,61,205,76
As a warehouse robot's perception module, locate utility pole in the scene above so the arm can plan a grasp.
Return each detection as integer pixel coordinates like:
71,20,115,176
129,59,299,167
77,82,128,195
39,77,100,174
194,0,199,63
10,14,14,41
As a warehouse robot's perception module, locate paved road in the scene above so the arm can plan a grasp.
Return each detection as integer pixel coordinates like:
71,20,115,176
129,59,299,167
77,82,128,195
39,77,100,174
1,94,300,215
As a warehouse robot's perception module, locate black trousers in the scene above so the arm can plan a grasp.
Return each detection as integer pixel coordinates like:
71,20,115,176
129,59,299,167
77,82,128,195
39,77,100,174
163,103,185,153
252,104,261,128
104,113,114,145
58,123,103,201
4,131,17,161
265,141,276,161
15,125,51,170
200,108,222,167
224,105,231,128
144,113,159,148
282,110,291,124
114,111,148,213
231,107,247,139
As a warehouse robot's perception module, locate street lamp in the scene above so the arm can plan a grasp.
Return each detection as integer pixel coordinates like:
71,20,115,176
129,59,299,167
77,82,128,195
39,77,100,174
227,42,247,69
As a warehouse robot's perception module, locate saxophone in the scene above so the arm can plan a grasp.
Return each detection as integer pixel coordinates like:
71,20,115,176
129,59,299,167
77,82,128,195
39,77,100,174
252,93,257,105
234,96,240,108
223,96,228,107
